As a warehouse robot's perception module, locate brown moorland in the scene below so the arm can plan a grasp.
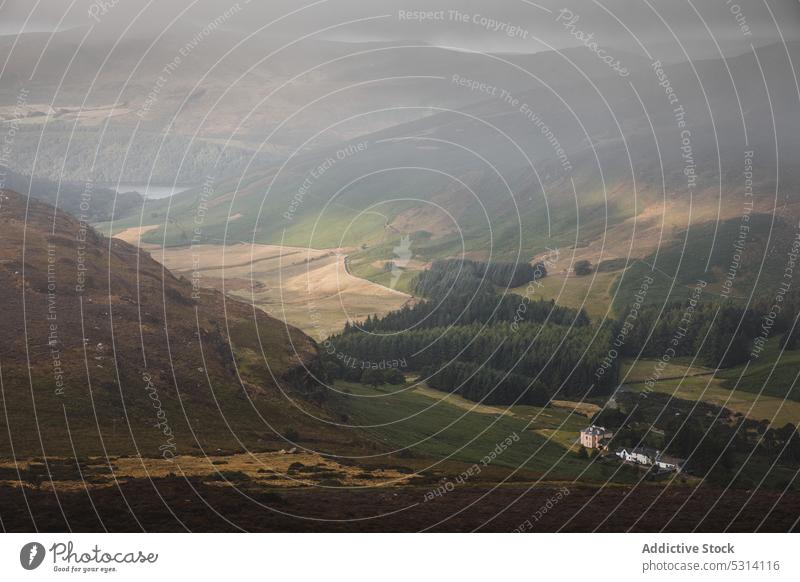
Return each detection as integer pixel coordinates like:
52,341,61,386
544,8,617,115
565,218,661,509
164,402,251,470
0,190,358,459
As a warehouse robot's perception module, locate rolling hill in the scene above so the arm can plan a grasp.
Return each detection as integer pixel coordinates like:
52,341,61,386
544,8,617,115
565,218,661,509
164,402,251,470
0,189,356,458
100,42,800,323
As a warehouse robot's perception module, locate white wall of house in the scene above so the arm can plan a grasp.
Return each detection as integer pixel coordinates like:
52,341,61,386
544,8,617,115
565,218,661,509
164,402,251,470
617,448,682,472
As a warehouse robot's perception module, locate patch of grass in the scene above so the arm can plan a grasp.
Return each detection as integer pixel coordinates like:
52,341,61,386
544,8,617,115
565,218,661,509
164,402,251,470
339,381,621,483
622,357,800,427
512,269,621,321
612,215,797,313
622,358,714,384
717,340,800,404
206,470,252,482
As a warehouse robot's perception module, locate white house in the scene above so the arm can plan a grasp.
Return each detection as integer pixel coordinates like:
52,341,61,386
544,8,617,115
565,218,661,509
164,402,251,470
616,446,658,465
615,447,684,473
655,455,685,472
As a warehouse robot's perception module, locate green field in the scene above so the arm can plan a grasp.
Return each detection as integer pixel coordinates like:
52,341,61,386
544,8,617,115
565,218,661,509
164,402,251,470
612,215,798,312
622,355,800,427
717,340,800,404
338,380,624,483
511,269,622,321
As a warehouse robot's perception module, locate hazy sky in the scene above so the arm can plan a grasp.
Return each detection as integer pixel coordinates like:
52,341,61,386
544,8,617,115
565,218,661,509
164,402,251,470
1,0,798,54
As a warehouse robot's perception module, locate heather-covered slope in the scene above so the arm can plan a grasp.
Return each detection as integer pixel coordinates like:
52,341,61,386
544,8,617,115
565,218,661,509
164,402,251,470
0,189,352,458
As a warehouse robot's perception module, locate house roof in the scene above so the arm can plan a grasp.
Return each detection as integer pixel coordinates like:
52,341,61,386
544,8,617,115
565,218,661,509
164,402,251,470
616,446,659,458
581,425,610,436
657,455,685,465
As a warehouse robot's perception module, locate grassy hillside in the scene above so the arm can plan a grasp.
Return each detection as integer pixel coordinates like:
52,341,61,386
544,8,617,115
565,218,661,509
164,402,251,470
612,214,796,313
717,340,800,404
622,356,800,427
0,190,355,458
338,380,624,483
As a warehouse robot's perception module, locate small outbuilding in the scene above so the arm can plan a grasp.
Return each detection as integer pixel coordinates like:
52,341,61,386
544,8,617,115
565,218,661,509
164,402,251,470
615,447,685,473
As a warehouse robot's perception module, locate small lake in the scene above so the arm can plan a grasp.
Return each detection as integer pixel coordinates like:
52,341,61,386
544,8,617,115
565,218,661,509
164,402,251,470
103,183,193,200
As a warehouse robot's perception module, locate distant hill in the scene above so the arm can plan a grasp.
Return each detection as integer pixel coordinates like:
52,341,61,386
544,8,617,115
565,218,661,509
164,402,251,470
0,189,352,458
105,42,800,274
0,166,142,222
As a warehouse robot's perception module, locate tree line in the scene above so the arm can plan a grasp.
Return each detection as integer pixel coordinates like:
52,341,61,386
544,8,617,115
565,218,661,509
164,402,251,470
356,258,582,334
413,258,547,297
327,259,800,406
326,258,610,400
621,290,800,369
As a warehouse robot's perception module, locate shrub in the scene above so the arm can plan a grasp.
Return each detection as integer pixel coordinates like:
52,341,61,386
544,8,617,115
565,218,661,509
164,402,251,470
573,260,593,276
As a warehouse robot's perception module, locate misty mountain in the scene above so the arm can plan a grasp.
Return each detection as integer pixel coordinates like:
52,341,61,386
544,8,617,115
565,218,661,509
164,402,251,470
114,42,800,245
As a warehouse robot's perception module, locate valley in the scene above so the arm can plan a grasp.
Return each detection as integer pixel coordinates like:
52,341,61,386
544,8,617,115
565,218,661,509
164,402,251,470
4,181,800,532
2,5,800,535
152,242,412,339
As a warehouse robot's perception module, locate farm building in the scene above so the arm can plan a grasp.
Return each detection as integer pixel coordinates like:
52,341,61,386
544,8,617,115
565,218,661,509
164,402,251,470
615,447,685,473
655,455,685,472
617,446,659,465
